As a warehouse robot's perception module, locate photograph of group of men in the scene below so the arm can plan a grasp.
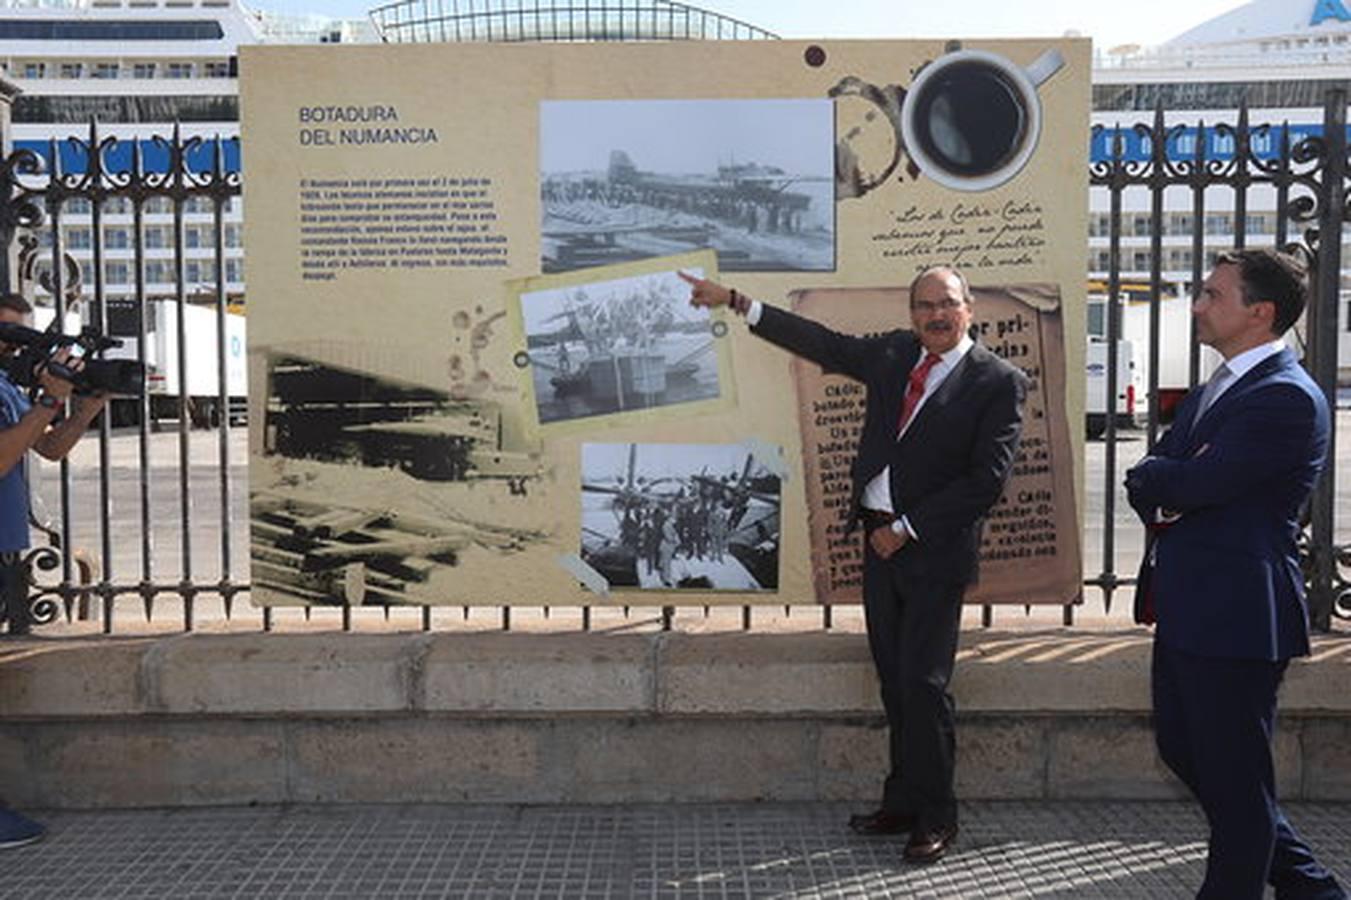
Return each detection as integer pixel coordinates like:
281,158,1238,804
580,442,780,591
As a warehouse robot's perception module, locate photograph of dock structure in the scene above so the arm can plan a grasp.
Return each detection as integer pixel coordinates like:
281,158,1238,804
540,98,835,273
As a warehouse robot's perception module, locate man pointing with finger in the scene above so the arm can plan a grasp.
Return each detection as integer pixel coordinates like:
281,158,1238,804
680,266,1025,863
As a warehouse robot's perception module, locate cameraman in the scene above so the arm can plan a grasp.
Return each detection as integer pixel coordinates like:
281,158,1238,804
0,293,106,849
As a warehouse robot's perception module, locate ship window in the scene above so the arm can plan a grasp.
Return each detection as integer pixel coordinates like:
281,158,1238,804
1093,78,1351,112
13,94,238,123
132,62,156,78
66,227,92,250
0,20,225,40
185,260,216,285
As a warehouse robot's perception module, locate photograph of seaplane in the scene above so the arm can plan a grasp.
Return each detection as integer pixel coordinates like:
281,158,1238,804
520,266,722,425
540,98,835,274
580,442,781,592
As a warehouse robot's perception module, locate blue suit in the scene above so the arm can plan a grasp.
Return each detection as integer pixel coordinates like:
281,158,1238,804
1127,347,1344,900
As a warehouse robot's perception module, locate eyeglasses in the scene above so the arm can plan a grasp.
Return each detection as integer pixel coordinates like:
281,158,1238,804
910,298,966,314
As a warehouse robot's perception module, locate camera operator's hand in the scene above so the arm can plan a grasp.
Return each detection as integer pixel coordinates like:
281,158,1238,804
36,347,80,401
27,349,108,463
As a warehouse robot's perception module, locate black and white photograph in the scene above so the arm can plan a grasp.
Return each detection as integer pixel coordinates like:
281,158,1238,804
540,98,835,273
520,265,724,425
580,442,781,592
262,350,541,491
250,348,550,607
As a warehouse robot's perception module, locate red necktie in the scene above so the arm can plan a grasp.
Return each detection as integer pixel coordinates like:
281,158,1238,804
898,352,942,434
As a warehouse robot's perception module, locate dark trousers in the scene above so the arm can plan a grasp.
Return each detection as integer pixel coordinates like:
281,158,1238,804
862,543,964,831
1152,641,1346,900
0,551,25,635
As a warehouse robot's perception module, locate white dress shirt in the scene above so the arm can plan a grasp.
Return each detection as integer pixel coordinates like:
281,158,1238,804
1201,339,1285,413
745,299,972,540
861,335,973,539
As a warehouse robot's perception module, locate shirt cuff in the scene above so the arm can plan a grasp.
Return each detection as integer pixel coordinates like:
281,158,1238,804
746,300,763,326
898,515,918,541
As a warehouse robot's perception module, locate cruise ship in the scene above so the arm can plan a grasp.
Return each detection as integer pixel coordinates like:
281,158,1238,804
2,0,1348,389
0,0,373,308
1090,0,1351,387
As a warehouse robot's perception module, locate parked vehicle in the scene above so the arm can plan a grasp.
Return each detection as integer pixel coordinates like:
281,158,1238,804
1086,280,1208,423
104,299,247,427
1085,337,1143,439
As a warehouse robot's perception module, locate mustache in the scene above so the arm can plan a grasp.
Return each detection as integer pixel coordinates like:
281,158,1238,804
923,321,953,332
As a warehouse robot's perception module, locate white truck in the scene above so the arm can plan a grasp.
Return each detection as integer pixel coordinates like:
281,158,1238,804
1087,281,1213,430
1085,337,1143,439
103,298,247,427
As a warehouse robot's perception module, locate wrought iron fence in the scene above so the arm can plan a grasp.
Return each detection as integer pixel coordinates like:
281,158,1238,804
0,115,243,634
0,91,1347,635
1086,91,1350,630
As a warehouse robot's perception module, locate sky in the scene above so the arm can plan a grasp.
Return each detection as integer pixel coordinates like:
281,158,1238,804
247,0,1250,51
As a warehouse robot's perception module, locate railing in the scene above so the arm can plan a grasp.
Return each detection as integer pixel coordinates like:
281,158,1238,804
367,0,778,44
1087,92,1350,629
1,88,1347,635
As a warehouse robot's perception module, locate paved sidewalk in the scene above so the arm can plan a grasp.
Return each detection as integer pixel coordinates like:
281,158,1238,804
0,801,1346,898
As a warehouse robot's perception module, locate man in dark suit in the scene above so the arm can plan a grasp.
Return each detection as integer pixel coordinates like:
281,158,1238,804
680,266,1025,863
1126,248,1345,900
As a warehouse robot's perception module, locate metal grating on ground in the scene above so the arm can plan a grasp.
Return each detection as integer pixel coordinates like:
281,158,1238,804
0,801,1346,898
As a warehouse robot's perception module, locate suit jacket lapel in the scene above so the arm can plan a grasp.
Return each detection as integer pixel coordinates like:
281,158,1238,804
898,344,980,445
1189,348,1291,441
885,337,921,432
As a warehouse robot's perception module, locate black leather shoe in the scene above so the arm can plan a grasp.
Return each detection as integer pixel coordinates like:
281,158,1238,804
903,823,958,863
847,809,915,836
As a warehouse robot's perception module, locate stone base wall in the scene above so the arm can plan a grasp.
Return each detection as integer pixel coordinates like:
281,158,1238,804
0,632,1346,808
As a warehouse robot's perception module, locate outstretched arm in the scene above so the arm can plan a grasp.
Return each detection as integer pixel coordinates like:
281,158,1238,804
679,270,877,382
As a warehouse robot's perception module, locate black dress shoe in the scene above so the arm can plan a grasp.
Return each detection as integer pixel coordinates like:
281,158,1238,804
847,809,916,835
903,823,958,863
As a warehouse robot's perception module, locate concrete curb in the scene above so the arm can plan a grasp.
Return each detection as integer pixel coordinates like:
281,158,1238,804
0,631,1346,807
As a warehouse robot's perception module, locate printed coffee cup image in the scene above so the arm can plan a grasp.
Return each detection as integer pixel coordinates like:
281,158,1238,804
900,48,1064,193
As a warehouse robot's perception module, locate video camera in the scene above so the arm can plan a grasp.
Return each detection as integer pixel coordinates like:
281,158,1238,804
0,321,144,397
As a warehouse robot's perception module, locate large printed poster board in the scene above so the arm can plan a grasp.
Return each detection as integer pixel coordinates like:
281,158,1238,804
240,39,1088,607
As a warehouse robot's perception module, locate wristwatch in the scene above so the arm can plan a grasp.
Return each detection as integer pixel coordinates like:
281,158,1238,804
34,392,60,410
